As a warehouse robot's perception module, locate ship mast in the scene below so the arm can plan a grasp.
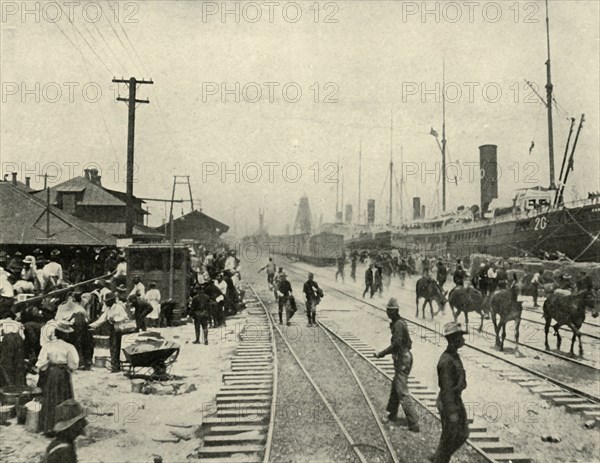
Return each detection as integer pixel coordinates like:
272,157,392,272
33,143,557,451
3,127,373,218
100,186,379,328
441,59,447,212
336,152,340,222
545,0,557,189
358,140,362,225
389,110,393,227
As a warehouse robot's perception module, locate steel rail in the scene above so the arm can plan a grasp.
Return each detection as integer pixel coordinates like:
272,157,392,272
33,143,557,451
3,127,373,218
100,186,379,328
318,320,496,463
286,264,600,404
250,284,381,463
289,264,600,372
319,321,400,463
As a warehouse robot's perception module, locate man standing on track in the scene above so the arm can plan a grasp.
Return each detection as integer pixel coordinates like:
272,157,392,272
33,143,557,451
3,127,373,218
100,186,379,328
375,298,420,432
363,264,374,298
303,272,323,327
258,257,277,290
430,321,469,463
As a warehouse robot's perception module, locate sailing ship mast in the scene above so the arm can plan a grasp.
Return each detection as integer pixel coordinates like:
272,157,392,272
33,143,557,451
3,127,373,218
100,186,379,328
389,110,393,227
358,140,362,225
545,0,557,189
441,59,447,212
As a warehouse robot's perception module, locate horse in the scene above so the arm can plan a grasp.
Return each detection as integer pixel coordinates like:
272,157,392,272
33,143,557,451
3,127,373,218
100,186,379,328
543,289,598,357
490,286,524,353
448,285,488,332
415,276,447,319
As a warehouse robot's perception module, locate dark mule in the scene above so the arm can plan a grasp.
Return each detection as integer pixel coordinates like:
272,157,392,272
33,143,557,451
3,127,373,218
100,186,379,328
448,286,487,332
490,286,524,353
415,277,447,319
543,290,598,357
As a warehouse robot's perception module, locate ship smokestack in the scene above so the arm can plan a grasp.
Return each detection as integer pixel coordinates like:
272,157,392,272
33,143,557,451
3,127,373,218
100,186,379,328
413,197,421,220
480,144,499,213
421,205,426,219
345,204,353,224
367,199,375,226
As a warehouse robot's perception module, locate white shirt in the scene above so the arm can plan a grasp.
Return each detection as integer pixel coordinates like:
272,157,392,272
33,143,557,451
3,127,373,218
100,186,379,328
0,319,24,342
43,261,63,282
115,262,127,276
129,282,146,299
90,302,128,328
225,256,236,271
532,273,540,284
36,339,79,372
0,268,14,298
55,301,88,323
487,268,497,279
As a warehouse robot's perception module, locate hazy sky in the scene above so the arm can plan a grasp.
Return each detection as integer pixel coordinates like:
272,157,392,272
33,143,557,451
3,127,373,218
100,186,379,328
2,0,599,235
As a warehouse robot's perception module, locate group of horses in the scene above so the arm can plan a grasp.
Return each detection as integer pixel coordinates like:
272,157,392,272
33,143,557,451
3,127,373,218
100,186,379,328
415,276,599,357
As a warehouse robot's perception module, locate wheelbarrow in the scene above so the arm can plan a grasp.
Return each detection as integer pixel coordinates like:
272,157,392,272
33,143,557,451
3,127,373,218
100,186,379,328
122,339,180,381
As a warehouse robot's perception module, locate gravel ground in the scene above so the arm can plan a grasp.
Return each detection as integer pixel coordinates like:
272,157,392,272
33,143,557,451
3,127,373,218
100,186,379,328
0,319,240,463
292,261,600,397
269,327,358,463
334,338,489,463
249,266,486,463
284,260,600,463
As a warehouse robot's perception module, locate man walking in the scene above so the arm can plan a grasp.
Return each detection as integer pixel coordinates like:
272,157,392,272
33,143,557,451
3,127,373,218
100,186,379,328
189,286,211,344
363,264,374,298
398,258,408,287
436,261,448,290
335,252,346,282
453,260,466,287
258,257,277,290
430,322,469,463
277,272,296,325
350,253,357,282
375,298,420,432
303,273,323,327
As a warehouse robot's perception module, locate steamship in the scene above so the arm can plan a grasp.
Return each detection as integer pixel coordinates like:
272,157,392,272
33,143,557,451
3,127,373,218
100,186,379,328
324,1,600,262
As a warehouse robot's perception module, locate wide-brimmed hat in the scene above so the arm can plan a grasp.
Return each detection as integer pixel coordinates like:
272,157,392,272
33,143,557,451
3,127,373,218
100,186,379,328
386,298,400,310
443,321,467,337
53,399,87,433
104,291,116,303
279,271,287,277
50,249,60,257
23,256,35,264
115,284,127,293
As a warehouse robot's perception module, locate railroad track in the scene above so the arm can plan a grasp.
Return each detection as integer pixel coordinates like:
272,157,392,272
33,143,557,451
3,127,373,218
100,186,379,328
285,264,600,426
290,263,600,372
193,291,277,463
247,280,534,463
252,284,401,463
316,319,533,463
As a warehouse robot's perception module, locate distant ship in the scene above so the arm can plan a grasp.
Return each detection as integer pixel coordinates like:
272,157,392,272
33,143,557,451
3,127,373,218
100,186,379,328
322,1,600,262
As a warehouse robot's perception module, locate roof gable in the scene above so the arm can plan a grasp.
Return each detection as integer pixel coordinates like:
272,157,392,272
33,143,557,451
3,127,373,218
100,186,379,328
0,182,117,246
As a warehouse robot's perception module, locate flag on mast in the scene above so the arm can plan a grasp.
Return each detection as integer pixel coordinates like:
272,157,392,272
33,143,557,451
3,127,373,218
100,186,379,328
430,127,439,138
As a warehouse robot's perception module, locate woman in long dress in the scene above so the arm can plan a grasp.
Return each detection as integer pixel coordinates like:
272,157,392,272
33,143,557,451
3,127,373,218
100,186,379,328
37,321,79,435
145,282,161,328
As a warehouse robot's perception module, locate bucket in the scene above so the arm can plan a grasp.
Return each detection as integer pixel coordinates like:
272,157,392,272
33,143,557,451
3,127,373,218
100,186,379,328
94,356,108,368
25,407,40,432
0,405,14,424
131,379,145,393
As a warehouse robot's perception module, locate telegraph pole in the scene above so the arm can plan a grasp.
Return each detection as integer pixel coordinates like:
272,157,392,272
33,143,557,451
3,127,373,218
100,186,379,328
112,77,153,237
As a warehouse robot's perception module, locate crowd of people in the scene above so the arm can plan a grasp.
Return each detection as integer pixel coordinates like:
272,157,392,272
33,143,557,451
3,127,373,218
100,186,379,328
0,243,252,462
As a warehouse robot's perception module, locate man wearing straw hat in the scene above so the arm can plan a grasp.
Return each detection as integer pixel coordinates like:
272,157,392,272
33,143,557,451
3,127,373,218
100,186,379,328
429,321,469,463
375,298,420,432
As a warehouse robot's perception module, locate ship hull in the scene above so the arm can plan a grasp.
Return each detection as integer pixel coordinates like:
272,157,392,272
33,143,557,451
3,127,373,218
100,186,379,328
386,203,600,262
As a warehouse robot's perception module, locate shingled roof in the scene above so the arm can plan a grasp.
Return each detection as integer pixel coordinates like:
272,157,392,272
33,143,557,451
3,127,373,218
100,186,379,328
0,182,117,246
33,176,147,212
